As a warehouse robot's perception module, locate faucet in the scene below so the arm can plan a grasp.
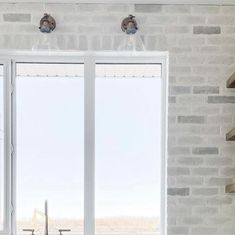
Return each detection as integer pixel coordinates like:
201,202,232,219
23,229,35,235
44,200,48,235
44,201,71,235
58,229,71,235
23,200,71,235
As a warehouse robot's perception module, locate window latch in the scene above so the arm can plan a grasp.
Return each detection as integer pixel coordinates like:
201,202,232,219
10,83,15,94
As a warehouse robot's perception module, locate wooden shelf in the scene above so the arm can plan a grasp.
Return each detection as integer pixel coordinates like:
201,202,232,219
226,127,235,141
225,183,235,193
227,72,235,88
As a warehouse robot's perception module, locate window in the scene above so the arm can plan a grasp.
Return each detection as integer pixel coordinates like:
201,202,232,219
1,53,168,235
95,64,162,235
16,63,84,235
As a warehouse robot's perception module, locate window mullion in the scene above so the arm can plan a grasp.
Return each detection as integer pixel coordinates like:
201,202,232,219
10,61,16,235
3,60,12,235
84,56,95,235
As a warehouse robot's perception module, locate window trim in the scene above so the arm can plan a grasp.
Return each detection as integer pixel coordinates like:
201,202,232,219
0,51,168,235
0,0,233,6
0,59,12,235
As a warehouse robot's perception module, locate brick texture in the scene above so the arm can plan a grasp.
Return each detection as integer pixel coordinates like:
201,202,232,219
193,26,221,34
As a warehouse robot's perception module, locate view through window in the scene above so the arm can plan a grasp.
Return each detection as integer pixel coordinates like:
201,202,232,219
15,61,163,235
16,64,84,235
95,64,162,235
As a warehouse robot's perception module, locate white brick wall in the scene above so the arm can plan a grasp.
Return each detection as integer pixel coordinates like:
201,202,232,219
0,3,235,235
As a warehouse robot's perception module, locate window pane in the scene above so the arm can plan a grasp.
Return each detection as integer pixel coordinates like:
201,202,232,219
16,64,84,235
0,65,4,231
95,64,162,235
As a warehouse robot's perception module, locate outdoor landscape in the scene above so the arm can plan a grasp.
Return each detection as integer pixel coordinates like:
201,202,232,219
18,216,160,235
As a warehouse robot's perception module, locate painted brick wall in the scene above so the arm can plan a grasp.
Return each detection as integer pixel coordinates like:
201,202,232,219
1,3,235,235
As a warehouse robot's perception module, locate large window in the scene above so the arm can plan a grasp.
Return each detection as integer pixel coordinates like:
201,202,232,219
0,54,167,235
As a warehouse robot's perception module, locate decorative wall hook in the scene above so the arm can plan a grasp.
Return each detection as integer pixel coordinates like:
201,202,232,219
39,13,56,33
121,15,138,35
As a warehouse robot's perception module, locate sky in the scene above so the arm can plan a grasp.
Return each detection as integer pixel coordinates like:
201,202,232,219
15,63,162,223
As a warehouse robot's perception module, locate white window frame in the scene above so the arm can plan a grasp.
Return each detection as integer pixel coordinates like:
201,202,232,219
0,59,12,235
0,0,234,5
0,51,168,235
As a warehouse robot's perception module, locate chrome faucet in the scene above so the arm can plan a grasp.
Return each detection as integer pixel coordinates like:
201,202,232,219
44,200,49,235
23,200,71,235
23,229,35,235
58,229,71,235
